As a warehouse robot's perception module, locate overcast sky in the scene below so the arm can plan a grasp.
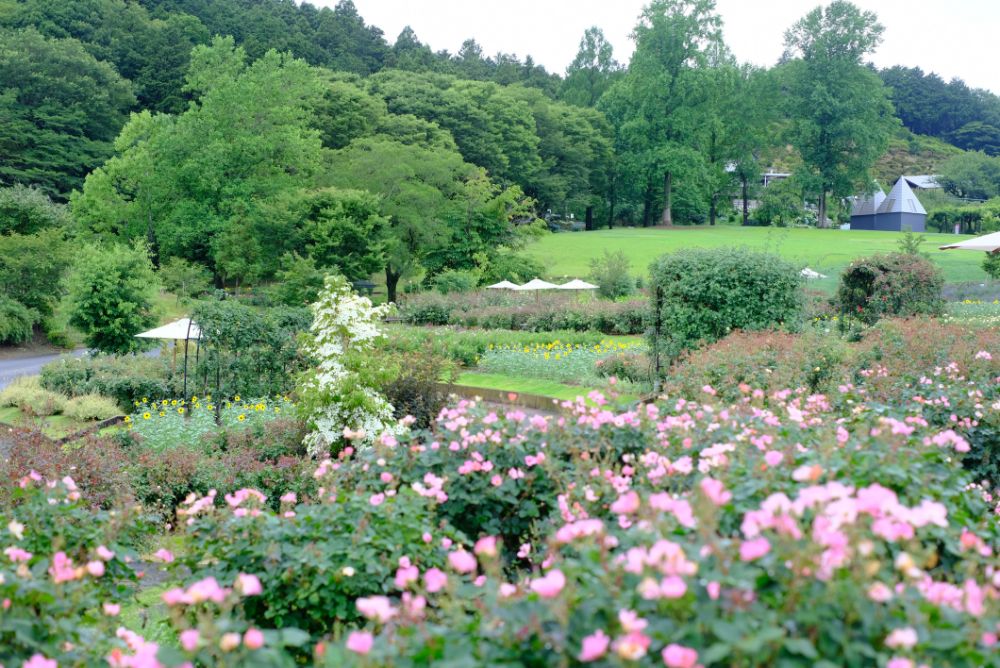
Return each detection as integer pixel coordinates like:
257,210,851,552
329,0,1000,94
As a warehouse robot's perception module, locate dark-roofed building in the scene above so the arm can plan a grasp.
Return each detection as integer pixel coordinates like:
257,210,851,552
850,178,926,232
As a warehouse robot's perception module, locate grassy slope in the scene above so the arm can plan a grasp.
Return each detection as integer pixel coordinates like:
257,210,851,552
526,226,986,293
0,405,93,438
454,372,640,403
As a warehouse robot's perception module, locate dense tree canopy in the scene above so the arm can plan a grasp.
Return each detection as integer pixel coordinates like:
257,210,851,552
782,0,897,226
0,28,135,198
4,0,1000,305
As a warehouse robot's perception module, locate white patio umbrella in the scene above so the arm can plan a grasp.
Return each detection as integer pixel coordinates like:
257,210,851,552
486,280,520,289
556,279,599,290
135,318,201,397
513,278,558,291
800,267,827,280
939,231,1000,253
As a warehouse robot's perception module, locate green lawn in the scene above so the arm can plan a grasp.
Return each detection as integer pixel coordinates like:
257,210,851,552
0,405,93,438
454,372,640,403
526,226,988,292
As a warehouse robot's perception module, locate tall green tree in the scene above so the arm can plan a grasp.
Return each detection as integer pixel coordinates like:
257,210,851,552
782,1,897,227
0,28,135,198
66,242,159,354
600,0,724,226
72,37,325,281
560,27,621,107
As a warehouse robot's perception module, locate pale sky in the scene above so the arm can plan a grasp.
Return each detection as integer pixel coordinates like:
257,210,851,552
326,0,1000,94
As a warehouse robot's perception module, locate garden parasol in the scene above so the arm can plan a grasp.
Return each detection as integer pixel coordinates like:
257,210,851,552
135,318,201,397
556,279,599,290
939,231,1000,253
512,278,558,302
486,280,520,289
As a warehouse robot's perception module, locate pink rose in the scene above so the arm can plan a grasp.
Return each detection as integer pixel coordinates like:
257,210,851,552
236,573,263,596
530,569,566,598
662,643,700,668
424,567,448,593
578,629,610,662
243,628,264,650
448,549,477,574
180,629,200,652
346,631,374,655
739,537,771,562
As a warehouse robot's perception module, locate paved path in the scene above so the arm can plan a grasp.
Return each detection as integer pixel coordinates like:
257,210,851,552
0,349,88,390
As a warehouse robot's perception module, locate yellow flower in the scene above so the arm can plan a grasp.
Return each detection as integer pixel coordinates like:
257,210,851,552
162,399,168,405
234,395,241,402
275,407,281,414
171,399,178,406
159,411,165,417
141,397,148,403
142,412,151,420
177,407,185,415
191,396,198,402
237,414,246,422
206,404,214,411
123,416,132,423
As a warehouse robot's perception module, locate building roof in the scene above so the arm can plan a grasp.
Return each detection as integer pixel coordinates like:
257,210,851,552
850,187,886,216
902,175,940,189
877,177,927,215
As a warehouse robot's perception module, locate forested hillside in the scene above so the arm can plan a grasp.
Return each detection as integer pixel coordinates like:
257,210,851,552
2,0,999,315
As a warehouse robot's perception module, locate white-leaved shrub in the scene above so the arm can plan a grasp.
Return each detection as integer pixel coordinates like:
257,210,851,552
298,275,400,457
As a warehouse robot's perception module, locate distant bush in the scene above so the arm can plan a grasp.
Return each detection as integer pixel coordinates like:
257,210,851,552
432,268,480,294
0,375,66,417
983,251,1000,279
835,252,944,325
158,256,213,301
588,249,634,299
377,344,457,428
649,247,803,360
473,247,544,285
62,393,121,421
0,295,35,344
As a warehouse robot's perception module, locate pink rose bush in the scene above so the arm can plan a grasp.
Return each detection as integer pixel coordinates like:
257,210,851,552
1,320,998,667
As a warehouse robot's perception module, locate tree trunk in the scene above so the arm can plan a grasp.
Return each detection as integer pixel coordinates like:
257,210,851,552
741,176,750,226
661,171,673,226
709,194,718,226
818,191,828,229
385,266,400,304
641,181,652,228
585,205,594,231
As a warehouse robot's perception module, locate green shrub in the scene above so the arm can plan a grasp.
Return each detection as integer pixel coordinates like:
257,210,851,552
983,251,1000,280
432,268,480,294
0,295,36,344
0,375,66,417
170,485,461,641
41,354,178,410
377,345,457,428
649,247,803,361
835,252,944,325
0,229,70,319
65,241,159,354
62,393,121,421
158,256,213,301
270,252,325,306
588,249,634,299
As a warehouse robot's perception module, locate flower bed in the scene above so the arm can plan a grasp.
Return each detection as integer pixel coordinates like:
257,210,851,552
125,395,295,452
2,319,998,667
477,337,645,384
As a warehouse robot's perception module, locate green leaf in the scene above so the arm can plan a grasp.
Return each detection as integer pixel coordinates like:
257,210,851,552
784,637,819,659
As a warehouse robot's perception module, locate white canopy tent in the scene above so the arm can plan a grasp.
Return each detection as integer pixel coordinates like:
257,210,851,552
513,278,559,291
486,280,520,290
135,318,201,397
939,231,1000,253
556,279,599,290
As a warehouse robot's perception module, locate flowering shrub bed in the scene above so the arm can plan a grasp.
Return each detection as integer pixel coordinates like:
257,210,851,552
0,475,153,666
3,319,999,667
125,395,295,453
398,290,647,334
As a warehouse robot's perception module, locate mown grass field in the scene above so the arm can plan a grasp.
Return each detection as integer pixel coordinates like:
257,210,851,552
526,226,989,292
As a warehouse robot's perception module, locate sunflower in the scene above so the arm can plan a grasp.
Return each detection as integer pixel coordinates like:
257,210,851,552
177,407,185,415
142,412,151,420
123,416,131,423
237,414,246,422
159,411,165,417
